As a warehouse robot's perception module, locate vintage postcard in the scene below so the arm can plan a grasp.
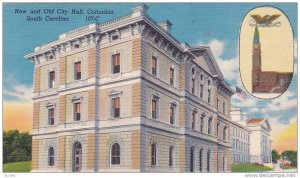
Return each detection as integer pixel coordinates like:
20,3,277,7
2,2,298,176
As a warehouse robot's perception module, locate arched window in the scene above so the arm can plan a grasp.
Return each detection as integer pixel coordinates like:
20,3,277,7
48,147,54,166
190,147,194,172
73,142,82,172
111,143,120,165
169,146,173,167
151,143,156,166
199,148,203,172
207,150,211,172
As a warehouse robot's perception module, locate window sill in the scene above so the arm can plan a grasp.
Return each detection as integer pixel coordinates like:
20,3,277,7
111,73,121,79
109,117,121,120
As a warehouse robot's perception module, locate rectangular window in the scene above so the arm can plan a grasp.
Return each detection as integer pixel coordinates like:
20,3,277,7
152,56,157,76
223,102,226,114
170,105,175,125
191,78,195,94
191,112,196,130
152,98,158,119
48,108,54,125
217,98,219,110
200,84,203,99
170,68,174,85
200,117,204,133
208,89,211,103
151,144,156,166
112,53,121,74
112,98,120,118
49,71,55,88
208,118,212,135
111,34,119,41
169,147,173,167
74,103,81,121
74,61,81,80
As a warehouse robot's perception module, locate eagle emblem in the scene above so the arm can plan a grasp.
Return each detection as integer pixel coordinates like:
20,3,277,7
249,14,281,27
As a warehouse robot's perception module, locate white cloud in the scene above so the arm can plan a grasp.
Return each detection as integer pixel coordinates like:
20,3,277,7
3,85,32,102
260,89,297,115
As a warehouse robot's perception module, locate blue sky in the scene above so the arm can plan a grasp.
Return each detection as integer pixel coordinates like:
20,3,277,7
3,3,298,130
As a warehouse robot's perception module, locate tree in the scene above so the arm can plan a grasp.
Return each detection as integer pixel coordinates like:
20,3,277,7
281,150,297,166
3,130,32,163
272,150,281,163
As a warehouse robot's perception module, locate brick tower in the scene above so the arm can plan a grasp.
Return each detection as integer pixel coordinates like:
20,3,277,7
252,25,261,92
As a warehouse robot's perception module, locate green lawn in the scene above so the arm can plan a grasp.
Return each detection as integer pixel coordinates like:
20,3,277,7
3,161,31,172
231,164,273,172
280,165,297,170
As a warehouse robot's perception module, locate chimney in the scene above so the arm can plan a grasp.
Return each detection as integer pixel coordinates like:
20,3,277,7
132,4,148,17
241,112,249,122
159,20,172,33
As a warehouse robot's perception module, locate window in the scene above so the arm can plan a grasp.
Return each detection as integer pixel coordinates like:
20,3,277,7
200,116,204,133
73,142,82,172
200,73,203,80
223,157,226,171
217,98,219,109
48,108,55,125
190,147,194,172
191,78,195,94
207,150,211,172
111,34,119,41
74,44,80,49
74,61,81,80
200,84,203,99
112,98,120,118
170,105,175,125
152,96,158,119
74,103,81,121
223,102,226,114
223,127,227,141
169,146,173,167
192,67,195,75
217,123,220,137
207,80,211,103
191,111,196,130
208,89,211,103
151,143,156,166
152,56,157,76
111,143,120,165
170,68,174,85
199,148,203,172
208,118,212,135
112,53,120,74
48,147,54,166
49,71,55,88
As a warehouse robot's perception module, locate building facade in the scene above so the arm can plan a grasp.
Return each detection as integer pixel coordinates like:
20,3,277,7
246,118,272,164
230,108,251,164
230,108,272,164
25,5,234,172
252,26,292,93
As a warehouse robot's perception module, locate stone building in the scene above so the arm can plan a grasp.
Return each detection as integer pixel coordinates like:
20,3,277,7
230,108,251,164
230,108,272,164
25,5,234,172
246,118,272,163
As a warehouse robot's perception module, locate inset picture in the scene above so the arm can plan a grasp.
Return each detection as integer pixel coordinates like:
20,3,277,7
240,6,294,99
